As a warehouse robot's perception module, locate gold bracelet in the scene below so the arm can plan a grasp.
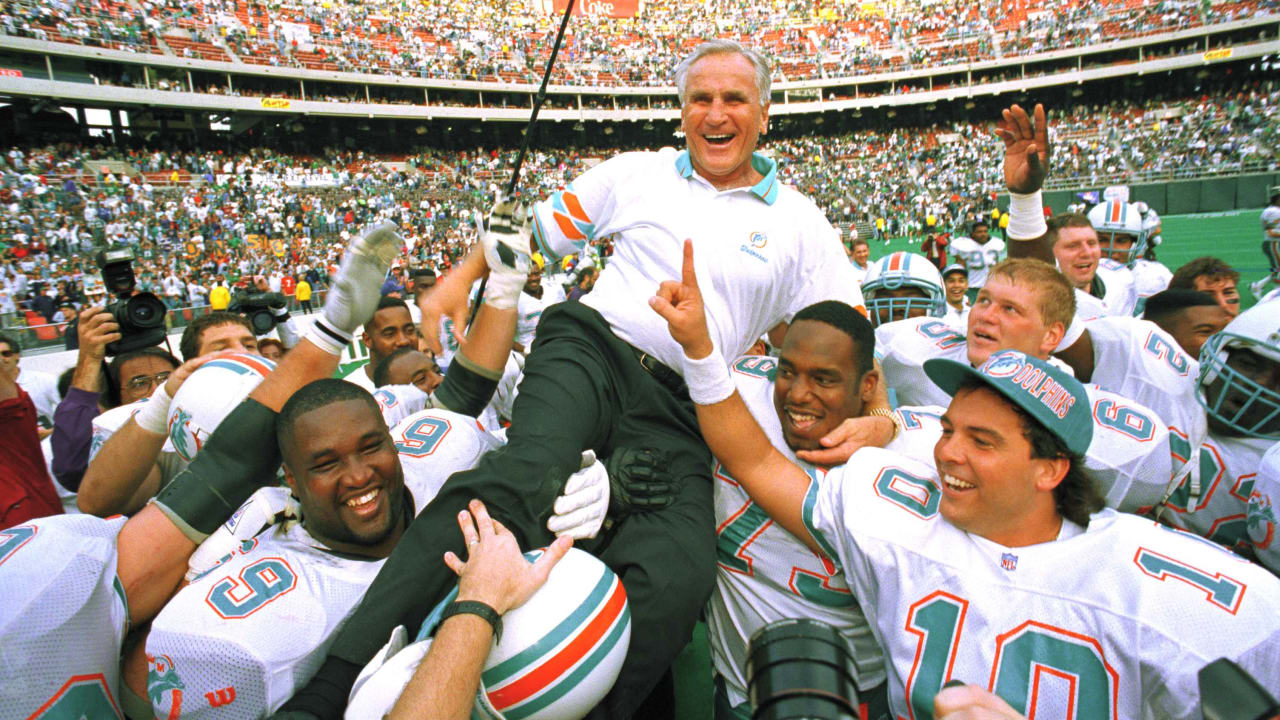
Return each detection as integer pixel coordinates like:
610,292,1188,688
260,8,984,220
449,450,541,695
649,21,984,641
866,407,902,441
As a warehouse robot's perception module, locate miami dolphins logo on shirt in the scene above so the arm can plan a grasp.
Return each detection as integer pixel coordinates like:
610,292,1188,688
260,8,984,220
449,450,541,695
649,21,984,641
168,407,199,462
147,653,185,720
749,231,768,249
1248,491,1277,548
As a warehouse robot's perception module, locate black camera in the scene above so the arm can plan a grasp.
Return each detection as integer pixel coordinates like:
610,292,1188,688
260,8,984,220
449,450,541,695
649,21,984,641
96,248,168,356
748,619,860,720
228,290,287,335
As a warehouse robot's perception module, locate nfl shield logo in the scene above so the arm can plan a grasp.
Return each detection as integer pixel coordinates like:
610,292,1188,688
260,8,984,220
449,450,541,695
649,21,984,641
1000,553,1018,571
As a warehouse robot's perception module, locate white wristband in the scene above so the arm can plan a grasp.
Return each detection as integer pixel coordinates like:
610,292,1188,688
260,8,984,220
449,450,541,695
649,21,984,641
305,318,352,357
134,383,174,435
1006,190,1048,240
680,347,735,405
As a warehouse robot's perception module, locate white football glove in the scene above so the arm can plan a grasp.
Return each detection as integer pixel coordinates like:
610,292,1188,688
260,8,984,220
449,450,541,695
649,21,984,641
481,196,533,310
185,485,300,581
307,221,406,354
547,450,610,540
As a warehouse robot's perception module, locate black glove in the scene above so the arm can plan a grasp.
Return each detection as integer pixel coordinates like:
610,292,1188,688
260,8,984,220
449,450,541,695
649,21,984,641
605,447,676,517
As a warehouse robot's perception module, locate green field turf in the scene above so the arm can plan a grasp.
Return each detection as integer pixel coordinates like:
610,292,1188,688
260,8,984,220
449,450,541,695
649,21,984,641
873,208,1271,311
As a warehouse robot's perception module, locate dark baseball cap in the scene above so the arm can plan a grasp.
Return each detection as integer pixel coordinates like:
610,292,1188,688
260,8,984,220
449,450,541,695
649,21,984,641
923,350,1092,455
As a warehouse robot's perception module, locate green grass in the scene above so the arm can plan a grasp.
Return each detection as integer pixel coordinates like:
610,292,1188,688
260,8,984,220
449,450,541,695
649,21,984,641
871,208,1271,310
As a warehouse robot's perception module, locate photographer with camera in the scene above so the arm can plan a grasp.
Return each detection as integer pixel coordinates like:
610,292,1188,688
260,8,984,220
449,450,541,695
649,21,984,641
228,274,301,349
47,305,179,504
95,247,168,356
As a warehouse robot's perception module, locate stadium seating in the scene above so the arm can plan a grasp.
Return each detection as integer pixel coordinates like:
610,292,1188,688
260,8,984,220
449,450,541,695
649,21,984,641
1,0,1271,84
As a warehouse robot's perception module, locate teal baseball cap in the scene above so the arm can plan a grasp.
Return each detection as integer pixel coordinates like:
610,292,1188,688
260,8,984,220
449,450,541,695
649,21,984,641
923,350,1093,455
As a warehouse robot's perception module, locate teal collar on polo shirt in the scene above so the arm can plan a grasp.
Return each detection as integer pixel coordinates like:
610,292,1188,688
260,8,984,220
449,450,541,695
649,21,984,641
674,151,779,206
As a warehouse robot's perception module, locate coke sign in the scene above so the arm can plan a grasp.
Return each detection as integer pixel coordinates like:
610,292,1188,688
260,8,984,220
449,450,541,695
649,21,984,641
552,0,639,18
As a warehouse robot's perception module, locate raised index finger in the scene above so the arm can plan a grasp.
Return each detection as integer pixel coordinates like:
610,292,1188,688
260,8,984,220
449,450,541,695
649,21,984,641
681,238,698,291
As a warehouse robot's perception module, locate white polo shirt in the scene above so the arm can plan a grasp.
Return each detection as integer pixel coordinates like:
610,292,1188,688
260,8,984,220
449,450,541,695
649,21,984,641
531,148,864,371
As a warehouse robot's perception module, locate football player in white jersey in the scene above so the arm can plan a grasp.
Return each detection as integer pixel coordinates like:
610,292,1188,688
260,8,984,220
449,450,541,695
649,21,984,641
337,297,420,392
1130,202,1171,313
860,252,946,328
1155,300,1280,553
0,220,418,720
873,258,1178,511
1049,212,1136,318
993,105,1279,553
1141,289,1231,359
141,380,504,719
0,220,531,720
1248,187,1280,299
946,220,1005,294
710,301,954,720
653,248,1280,718
514,258,565,354
997,106,1207,453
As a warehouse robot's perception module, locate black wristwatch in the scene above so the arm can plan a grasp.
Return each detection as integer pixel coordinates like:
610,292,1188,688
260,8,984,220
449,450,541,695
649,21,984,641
438,600,503,643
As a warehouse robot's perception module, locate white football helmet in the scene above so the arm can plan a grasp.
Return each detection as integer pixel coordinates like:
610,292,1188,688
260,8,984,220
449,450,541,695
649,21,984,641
1197,299,1280,439
1087,201,1148,266
166,352,277,462
346,547,631,720
861,251,945,327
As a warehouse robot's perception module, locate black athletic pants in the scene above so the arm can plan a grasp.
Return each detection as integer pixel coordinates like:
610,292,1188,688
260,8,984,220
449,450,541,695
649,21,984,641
286,300,717,719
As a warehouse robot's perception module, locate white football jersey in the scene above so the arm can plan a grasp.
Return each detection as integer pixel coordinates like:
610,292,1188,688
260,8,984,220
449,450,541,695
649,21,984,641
1131,259,1172,312
515,285,563,351
147,523,385,719
875,317,968,408
947,235,1006,288
0,514,130,719
1095,259,1138,317
389,408,502,505
144,409,496,719
804,447,1280,720
1081,316,1208,450
876,318,1174,512
710,356,887,707
1246,442,1280,574
90,399,187,485
1158,431,1273,555
372,384,435,428
1074,288,1108,323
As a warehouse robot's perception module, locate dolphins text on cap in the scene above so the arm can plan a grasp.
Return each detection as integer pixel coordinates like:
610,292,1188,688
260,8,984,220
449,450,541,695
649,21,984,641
980,351,1077,420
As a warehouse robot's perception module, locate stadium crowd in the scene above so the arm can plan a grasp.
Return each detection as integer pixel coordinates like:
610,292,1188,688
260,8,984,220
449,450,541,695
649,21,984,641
3,35,1280,720
4,0,1277,84
3,79,1276,344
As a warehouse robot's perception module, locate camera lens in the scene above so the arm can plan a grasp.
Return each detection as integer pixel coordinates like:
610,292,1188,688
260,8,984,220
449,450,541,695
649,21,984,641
247,310,276,335
748,619,859,720
125,293,167,329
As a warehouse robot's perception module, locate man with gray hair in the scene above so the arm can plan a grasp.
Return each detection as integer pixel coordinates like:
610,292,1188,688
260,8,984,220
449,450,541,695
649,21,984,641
279,39,863,720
